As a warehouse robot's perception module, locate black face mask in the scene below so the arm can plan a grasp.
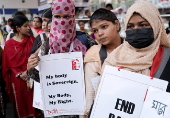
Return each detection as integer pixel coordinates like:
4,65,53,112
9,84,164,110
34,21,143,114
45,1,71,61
125,28,154,49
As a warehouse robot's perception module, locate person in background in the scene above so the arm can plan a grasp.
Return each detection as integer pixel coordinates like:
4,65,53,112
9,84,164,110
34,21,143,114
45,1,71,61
116,8,125,23
84,10,91,18
30,8,52,55
103,1,170,93
78,20,89,33
105,3,113,10
83,8,122,117
6,11,38,40
32,17,44,34
2,15,40,118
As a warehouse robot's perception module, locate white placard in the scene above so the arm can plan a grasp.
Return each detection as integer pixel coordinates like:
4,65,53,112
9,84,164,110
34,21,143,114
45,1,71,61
90,65,168,118
39,52,85,117
33,81,44,110
91,76,100,92
140,87,170,118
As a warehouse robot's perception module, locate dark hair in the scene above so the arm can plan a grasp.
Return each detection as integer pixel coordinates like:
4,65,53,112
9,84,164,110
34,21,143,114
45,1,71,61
90,8,120,31
42,8,52,19
33,17,43,24
78,20,85,25
85,10,90,15
12,11,25,17
46,19,52,28
90,8,117,25
106,3,113,9
9,15,28,33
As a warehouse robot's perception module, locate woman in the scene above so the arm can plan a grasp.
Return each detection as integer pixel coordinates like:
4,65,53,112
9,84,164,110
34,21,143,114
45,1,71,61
32,17,44,34
2,15,39,118
83,8,122,117
27,0,90,118
6,12,38,40
103,1,170,91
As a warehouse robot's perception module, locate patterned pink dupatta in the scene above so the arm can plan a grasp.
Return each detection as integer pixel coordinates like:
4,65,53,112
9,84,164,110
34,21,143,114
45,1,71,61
49,0,87,55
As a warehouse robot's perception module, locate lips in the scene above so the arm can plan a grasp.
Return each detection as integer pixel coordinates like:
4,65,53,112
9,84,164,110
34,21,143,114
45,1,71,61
100,37,107,42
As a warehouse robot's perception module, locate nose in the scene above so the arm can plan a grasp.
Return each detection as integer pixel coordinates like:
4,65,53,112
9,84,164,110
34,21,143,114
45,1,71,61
134,25,140,29
98,29,104,37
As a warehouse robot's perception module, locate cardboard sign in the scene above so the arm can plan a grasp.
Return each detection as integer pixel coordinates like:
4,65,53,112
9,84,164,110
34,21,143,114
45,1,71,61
33,81,44,110
90,65,168,118
140,87,170,118
39,52,85,117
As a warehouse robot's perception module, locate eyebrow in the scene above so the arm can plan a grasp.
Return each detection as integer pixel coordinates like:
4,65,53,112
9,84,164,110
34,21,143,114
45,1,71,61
128,20,148,25
92,23,108,29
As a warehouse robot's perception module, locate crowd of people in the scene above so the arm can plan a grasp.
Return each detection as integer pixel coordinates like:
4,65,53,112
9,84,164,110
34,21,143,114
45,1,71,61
0,0,170,118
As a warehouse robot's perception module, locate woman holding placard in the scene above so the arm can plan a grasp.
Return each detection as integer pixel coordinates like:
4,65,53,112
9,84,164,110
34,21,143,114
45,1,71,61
83,8,123,117
103,1,170,91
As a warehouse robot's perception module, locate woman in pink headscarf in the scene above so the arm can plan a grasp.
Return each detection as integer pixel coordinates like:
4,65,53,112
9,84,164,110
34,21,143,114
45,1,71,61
27,0,88,118
49,0,87,55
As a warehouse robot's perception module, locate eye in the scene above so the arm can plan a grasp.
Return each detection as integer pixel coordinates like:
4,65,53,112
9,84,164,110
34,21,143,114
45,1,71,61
93,29,98,33
127,25,133,30
140,24,147,27
54,15,61,18
64,16,70,19
102,25,108,29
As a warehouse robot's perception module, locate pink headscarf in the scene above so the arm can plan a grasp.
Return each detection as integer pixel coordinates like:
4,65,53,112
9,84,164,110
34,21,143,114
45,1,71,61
50,0,87,55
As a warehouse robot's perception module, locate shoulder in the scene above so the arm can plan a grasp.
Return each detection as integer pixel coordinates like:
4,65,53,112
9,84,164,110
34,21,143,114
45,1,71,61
84,44,101,63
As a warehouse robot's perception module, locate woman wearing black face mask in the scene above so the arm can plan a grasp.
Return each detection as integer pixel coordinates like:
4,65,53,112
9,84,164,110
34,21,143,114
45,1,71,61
102,1,170,92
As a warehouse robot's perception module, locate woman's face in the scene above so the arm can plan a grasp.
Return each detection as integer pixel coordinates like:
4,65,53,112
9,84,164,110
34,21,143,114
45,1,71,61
33,18,42,28
18,21,30,35
42,17,50,30
127,13,152,30
91,20,120,46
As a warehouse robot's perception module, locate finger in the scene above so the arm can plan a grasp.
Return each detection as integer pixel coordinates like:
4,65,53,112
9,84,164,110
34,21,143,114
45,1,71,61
34,48,40,57
28,57,39,63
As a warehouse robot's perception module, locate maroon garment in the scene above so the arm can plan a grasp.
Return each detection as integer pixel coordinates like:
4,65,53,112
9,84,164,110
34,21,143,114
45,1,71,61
2,35,39,118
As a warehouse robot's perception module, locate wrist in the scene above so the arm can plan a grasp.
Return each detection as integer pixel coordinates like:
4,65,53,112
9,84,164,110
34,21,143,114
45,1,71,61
16,72,23,78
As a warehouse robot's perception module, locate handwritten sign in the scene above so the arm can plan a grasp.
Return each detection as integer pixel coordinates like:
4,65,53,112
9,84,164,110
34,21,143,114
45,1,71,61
39,52,85,117
140,87,170,118
90,65,168,118
33,81,44,110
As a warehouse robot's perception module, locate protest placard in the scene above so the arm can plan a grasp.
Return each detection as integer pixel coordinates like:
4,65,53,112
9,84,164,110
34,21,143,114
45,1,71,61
39,52,85,117
140,87,170,118
33,81,43,110
90,65,168,118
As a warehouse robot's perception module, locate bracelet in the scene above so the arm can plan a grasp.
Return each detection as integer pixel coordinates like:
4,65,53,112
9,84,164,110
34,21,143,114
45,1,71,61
16,72,23,78
26,69,35,78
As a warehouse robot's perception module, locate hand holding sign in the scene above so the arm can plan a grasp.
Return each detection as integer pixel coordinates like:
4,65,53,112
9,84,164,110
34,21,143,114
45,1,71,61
27,48,40,72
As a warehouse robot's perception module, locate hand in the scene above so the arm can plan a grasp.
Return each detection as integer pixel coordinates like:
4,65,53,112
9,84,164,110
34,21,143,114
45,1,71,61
20,71,29,81
27,49,40,73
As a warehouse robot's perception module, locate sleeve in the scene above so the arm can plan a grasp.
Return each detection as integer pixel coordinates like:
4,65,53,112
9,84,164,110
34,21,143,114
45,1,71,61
30,35,42,55
85,62,99,110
